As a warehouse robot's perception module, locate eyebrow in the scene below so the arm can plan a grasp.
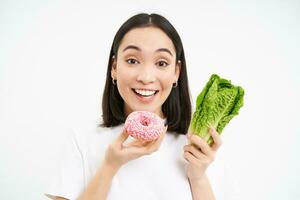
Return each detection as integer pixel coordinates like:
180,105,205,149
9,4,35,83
122,45,173,57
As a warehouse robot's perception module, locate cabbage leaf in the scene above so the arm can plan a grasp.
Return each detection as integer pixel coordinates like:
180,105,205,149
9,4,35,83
190,74,244,145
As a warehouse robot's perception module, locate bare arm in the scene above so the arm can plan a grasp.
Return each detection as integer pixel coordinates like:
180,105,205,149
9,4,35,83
47,162,118,200
76,162,119,200
189,174,215,200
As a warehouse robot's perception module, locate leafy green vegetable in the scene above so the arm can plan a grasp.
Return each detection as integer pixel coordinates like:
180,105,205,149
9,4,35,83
190,74,244,145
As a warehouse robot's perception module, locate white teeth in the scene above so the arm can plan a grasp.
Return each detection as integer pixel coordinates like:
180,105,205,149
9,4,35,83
134,89,156,96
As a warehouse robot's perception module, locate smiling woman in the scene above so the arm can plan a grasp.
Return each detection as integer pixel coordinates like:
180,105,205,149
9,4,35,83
101,13,192,134
44,13,227,200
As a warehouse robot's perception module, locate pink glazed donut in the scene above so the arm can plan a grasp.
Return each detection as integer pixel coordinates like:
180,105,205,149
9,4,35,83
125,111,165,141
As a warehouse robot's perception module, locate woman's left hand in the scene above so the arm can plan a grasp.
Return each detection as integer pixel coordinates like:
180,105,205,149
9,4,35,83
183,127,222,182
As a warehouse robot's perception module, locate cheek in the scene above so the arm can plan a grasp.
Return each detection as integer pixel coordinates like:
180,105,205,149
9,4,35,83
116,68,134,85
160,72,176,89
162,81,173,91
115,69,134,99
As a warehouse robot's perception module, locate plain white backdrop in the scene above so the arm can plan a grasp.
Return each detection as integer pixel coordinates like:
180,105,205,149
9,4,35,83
1,0,299,199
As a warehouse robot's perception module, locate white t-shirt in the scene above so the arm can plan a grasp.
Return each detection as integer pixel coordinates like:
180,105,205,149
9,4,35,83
44,119,240,200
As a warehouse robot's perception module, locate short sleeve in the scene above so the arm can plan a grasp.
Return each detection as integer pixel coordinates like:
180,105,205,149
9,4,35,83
44,128,85,200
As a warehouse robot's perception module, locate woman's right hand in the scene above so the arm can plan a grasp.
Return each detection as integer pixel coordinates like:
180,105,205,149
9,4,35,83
103,126,167,172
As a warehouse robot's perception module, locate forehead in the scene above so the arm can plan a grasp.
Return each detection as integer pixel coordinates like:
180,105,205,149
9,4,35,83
118,27,176,56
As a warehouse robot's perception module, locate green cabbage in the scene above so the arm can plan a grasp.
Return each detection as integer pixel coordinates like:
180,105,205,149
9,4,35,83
190,74,244,145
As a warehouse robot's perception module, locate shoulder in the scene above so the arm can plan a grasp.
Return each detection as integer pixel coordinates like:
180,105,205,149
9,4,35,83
68,119,123,151
70,119,122,137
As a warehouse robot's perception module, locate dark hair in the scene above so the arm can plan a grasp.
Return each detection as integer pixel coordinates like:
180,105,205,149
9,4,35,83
99,13,192,135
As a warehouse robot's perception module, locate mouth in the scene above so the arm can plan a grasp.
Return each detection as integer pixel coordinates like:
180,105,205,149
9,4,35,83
131,88,159,98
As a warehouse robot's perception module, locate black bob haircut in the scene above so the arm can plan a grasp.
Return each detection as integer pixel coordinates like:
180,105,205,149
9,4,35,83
99,13,192,135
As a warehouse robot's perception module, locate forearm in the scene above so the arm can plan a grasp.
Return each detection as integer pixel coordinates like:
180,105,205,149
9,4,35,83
77,162,119,200
189,174,215,200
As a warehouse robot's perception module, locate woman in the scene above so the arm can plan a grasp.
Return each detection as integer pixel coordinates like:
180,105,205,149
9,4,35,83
45,13,222,200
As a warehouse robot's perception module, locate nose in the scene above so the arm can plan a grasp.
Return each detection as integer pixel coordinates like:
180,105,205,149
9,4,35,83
136,65,156,84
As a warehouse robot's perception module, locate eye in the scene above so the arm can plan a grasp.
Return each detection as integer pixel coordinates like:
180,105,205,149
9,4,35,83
157,60,169,67
126,58,139,65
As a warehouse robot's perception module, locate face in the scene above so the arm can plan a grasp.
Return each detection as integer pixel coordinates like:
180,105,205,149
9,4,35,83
111,26,181,118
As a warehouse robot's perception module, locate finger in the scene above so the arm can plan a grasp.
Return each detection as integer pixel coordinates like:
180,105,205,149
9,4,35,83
183,151,200,165
126,126,167,156
190,134,214,157
125,146,147,158
126,139,144,148
183,144,206,160
127,133,162,149
127,141,157,156
209,128,222,151
114,128,129,146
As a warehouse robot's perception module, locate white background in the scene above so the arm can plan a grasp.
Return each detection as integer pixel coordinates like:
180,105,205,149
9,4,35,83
1,0,299,199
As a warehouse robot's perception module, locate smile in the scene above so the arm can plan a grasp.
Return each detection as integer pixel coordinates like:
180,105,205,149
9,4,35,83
132,88,159,97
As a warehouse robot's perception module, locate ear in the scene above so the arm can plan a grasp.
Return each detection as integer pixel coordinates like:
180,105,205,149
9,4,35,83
174,60,181,82
111,56,117,79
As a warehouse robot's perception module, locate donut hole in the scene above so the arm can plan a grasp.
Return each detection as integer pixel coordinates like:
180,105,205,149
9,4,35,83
141,116,151,126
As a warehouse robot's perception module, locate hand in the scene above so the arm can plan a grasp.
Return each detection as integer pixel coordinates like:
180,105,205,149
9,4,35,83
183,127,222,182
104,126,167,171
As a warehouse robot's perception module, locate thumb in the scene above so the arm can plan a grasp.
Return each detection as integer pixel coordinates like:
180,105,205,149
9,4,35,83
115,128,129,146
